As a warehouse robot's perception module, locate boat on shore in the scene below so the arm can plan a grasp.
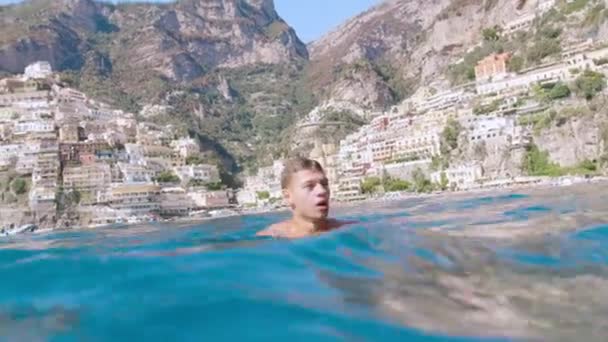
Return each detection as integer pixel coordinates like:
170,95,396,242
0,224,39,237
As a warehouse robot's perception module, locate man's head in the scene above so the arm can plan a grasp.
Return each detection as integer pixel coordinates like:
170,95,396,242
281,157,330,221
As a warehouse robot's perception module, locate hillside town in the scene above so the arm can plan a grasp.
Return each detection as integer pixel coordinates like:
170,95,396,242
239,0,608,205
0,62,237,231
2,0,608,231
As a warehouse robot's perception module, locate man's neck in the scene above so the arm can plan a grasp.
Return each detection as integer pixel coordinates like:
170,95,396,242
291,215,329,233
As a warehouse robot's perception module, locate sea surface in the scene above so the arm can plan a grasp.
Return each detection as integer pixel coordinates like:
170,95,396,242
2,183,608,341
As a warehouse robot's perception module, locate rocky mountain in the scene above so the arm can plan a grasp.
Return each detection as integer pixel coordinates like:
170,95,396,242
306,0,530,108
0,0,310,171
307,0,608,108
3,0,608,175
0,0,306,77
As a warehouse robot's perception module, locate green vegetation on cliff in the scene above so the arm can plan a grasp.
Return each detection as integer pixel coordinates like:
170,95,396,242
440,118,463,158
522,143,600,176
155,171,180,183
521,143,563,176
574,70,606,100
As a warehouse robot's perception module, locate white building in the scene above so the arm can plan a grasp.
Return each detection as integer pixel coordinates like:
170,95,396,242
174,165,219,184
171,138,199,158
0,144,27,162
431,164,483,190
109,184,161,216
53,86,87,103
32,151,60,187
159,187,193,217
16,155,37,175
393,132,441,161
13,120,55,136
117,162,155,184
0,106,19,122
242,159,285,200
124,144,145,163
236,189,258,206
502,13,536,36
0,122,13,141
414,89,474,113
24,61,53,80
29,186,56,212
465,116,515,144
477,46,608,95
536,0,556,13
0,90,50,107
188,190,230,209
335,175,364,202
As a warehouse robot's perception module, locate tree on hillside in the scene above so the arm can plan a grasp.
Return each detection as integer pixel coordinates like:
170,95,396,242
439,172,449,191
548,82,571,100
11,178,27,195
155,171,180,183
507,55,524,73
482,27,500,41
574,70,606,100
521,144,562,176
384,178,411,192
412,168,434,193
440,118,463,156
361,177,382,194
256,191,270,200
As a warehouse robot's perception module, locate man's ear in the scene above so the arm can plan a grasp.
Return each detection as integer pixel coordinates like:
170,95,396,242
282,188,293,207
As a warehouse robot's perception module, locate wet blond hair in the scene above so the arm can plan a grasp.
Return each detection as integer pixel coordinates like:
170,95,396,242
280,157,325,189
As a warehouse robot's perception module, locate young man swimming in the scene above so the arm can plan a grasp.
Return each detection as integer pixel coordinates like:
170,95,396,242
257,157,349,239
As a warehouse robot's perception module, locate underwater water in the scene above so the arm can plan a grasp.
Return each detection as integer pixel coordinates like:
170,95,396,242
2,183,608,341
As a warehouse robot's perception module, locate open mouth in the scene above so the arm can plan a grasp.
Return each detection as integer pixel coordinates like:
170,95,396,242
316,200,329,210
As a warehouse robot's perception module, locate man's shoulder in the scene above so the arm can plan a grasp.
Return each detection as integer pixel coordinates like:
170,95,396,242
256,221,291,237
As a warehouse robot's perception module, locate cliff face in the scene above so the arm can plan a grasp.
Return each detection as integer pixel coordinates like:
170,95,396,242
534,110,608,168
3,0,608,173
306,0,533,109
0,0,307,78
0,0,309,169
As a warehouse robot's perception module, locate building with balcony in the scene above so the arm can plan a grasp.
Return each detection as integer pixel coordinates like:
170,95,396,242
13,120,55,136
174,164,220,184
109,184,161,216
431,164,483,190
171,138,200,158
392,132,441,161
158,187,193,217
33,151,60,187
63,163,112,194
58,124,85,143
59,141,111,164
53,86,87,103
415,89,474,113
502,13,535,36
29,186,56,215
117,162,155,184
0,144,27,164
188,190,230,209
0,90,50,107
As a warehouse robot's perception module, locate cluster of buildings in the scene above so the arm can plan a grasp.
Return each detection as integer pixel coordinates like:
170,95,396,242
239,0,608,204
0,62,233,228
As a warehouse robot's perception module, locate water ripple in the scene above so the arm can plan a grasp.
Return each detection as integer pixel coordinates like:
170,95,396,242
1,183,608,340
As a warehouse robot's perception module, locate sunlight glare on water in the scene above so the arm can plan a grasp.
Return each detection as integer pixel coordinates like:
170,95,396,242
1,183,608,341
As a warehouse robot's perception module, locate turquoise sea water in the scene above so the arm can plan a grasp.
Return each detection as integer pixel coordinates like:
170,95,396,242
2,184,608,341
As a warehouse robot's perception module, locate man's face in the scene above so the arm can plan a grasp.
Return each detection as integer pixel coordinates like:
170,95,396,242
285,169,330,220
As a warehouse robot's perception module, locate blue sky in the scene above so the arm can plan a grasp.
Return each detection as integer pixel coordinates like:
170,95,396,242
0,0,380,42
